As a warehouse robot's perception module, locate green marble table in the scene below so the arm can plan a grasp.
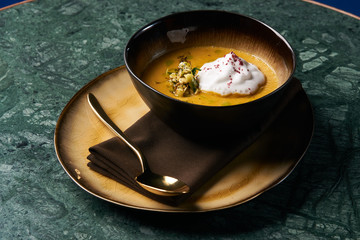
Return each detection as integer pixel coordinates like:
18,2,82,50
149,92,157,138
1,0,359,239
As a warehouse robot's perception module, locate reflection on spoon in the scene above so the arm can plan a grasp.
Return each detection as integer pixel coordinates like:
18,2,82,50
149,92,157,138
87,93,190,197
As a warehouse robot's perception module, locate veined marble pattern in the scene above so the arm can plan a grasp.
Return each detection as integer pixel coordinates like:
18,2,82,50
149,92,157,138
0,0,359,239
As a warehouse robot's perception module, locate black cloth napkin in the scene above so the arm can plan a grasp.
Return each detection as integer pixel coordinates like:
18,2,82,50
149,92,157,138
87,78,303,205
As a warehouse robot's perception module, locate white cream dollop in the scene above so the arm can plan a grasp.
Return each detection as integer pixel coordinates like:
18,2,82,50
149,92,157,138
197,52,265,96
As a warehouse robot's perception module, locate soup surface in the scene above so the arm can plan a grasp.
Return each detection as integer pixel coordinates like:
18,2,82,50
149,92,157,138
142,46,280,106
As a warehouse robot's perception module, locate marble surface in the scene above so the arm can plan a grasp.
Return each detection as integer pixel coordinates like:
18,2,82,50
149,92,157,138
0,0,359,239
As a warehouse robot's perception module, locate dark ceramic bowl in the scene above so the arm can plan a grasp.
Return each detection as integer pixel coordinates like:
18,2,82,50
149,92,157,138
124,10,295,136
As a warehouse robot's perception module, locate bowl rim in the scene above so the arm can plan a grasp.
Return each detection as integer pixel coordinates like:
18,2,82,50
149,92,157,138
124,10,296,109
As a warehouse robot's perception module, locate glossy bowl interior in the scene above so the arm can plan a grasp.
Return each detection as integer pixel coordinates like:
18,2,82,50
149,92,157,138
124,10,295,136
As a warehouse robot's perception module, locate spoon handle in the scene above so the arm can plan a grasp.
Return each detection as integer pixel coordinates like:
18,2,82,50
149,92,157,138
87,93,148,173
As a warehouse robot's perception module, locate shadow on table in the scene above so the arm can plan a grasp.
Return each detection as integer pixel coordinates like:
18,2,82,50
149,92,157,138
103,103,351,237
102,115,347,237
118,119,353,237
116,173,305,236
109,149,318,236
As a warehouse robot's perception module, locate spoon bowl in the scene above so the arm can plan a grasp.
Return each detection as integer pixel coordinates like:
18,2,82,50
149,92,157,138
136,172,191,196
87,93,190,197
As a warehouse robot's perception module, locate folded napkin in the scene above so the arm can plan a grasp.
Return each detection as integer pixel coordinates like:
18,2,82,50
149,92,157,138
87,78,303,205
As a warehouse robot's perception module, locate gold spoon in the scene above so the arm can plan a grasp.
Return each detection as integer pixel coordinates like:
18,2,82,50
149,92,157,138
87,93,190,197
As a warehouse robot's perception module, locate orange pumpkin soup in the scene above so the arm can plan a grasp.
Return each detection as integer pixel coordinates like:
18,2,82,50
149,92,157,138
142,46,279,106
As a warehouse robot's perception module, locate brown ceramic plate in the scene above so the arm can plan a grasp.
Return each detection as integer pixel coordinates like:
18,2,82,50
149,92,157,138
54,66,314,212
